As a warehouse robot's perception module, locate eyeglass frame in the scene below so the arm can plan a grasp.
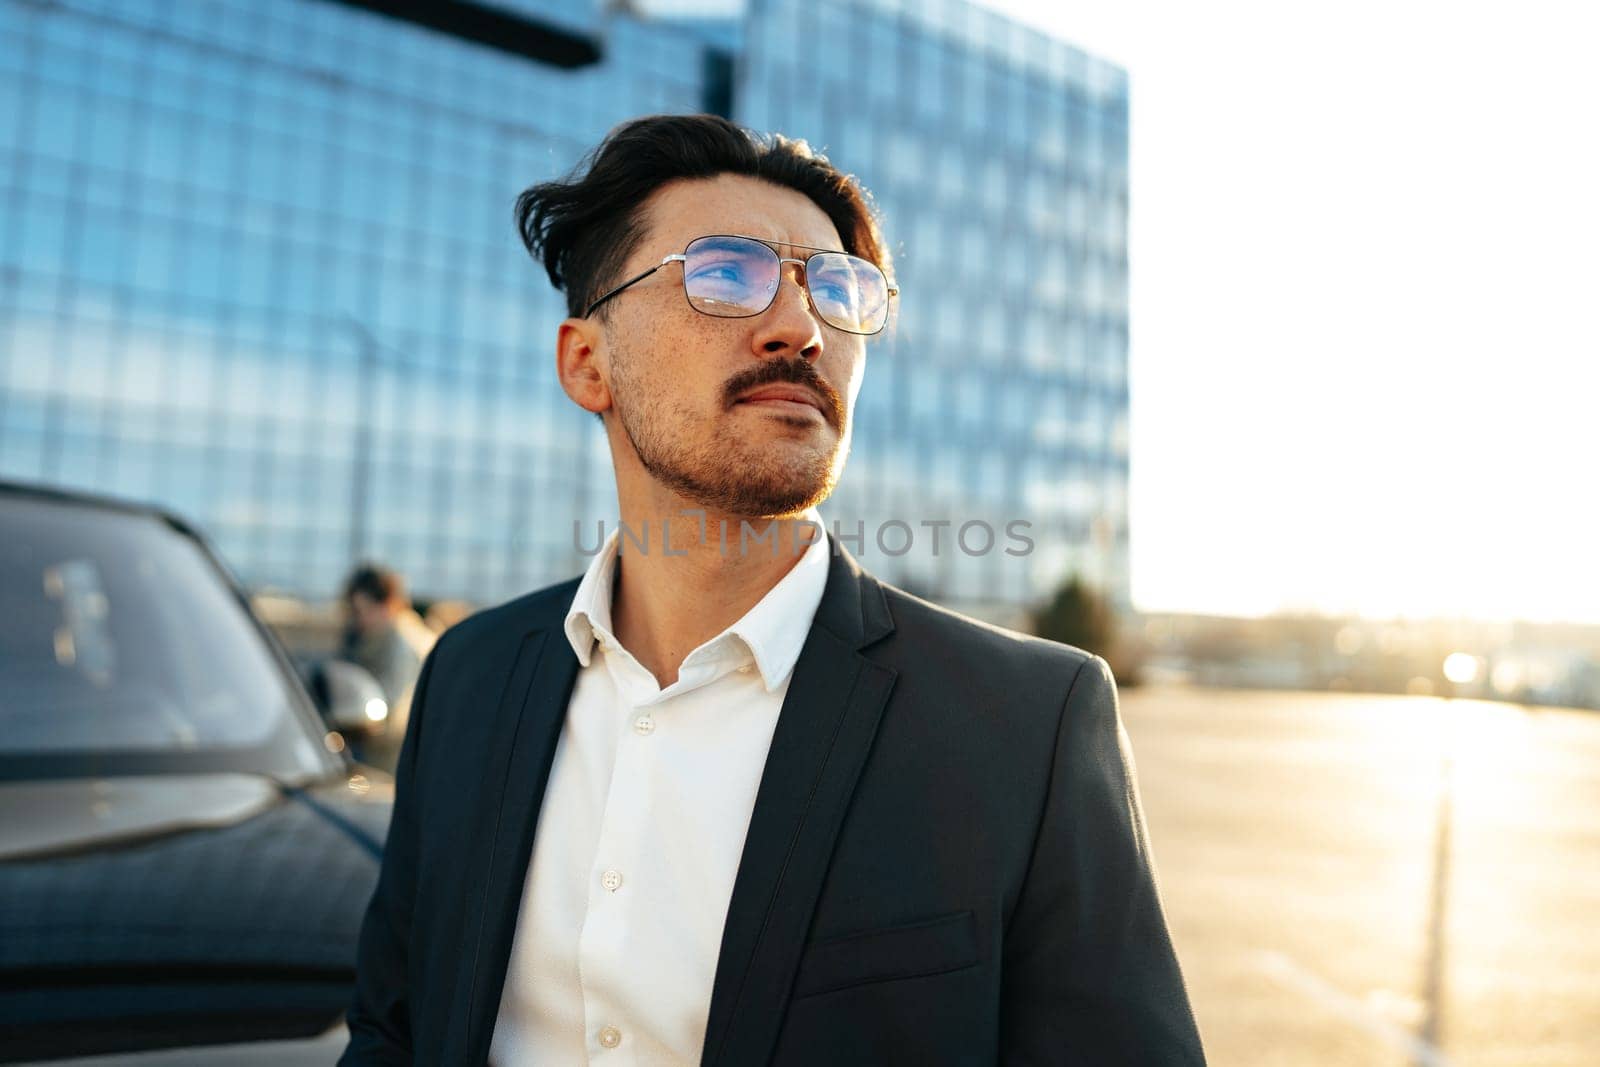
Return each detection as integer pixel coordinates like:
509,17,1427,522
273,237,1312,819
581,233,900,336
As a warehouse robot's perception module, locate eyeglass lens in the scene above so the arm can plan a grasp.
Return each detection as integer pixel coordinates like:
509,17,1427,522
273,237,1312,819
681,235,890,335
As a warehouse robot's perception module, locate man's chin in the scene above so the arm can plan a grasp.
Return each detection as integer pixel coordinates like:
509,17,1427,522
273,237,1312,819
710,487,829,519
633,431,842,517
686,469,835,519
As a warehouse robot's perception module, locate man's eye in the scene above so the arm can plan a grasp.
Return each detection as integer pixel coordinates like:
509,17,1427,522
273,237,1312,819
689,261,747,283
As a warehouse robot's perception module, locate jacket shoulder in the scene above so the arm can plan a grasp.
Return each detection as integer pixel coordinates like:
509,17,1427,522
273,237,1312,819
875,579,1102,687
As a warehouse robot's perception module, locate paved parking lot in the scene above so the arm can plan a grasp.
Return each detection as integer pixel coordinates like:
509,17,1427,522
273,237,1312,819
1122,685,1600,1067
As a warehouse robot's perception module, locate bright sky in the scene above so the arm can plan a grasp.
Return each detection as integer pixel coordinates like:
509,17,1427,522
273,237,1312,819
982,0,1600,624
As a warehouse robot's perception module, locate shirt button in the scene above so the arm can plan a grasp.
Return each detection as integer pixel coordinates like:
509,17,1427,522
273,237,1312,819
598,1025,622,1048
601,869,623,892
633,715,655,735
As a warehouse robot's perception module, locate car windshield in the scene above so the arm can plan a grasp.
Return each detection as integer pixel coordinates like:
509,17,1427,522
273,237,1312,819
0,493,338,783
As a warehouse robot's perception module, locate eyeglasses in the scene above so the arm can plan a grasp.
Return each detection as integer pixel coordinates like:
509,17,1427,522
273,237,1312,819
583,233,899,336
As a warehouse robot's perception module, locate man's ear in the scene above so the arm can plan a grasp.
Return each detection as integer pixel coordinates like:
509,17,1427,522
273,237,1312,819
556,316,612,417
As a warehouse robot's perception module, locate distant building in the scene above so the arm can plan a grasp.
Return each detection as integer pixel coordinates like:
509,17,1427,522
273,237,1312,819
0,0,1129,620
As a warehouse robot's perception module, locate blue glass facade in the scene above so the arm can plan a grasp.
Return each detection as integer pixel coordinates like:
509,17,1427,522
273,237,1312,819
0,0,1129,618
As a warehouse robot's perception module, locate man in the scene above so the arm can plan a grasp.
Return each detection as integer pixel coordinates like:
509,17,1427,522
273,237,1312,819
339,563,437,769
341,114,1204,1066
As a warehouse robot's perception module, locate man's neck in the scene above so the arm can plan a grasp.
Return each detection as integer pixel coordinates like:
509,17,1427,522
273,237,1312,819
608,504,821,689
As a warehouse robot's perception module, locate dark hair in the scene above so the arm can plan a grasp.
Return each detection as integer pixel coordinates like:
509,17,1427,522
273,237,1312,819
343,562,406,606
514,113,891,320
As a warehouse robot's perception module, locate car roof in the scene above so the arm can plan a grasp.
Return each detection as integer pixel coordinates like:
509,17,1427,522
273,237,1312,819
0,477,200,539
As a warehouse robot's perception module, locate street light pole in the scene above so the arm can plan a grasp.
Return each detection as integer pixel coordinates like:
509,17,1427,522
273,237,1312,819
343,316,380,565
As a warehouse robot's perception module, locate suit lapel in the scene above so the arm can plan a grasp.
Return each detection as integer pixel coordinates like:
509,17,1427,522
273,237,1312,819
449,626,582,1065
700,538,899,1067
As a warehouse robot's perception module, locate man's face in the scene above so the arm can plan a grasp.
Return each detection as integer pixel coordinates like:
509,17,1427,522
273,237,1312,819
587,173,869,518
347,591,392,636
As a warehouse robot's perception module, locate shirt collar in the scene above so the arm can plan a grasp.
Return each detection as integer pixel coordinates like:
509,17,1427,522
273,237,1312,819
563,507,830,693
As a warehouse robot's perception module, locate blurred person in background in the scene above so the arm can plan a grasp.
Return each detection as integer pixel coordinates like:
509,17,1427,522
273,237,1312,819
338,562,437,763
341,114,1202,1066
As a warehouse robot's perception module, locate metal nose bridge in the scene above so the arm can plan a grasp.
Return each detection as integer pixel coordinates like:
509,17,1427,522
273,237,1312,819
768,259,832,337
774,256,815,291
771,257,823,323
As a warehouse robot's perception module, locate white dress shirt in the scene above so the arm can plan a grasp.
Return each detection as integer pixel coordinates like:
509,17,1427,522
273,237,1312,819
489,510,831,1066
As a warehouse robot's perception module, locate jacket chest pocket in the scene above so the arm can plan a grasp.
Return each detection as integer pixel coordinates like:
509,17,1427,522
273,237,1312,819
792,909,979,999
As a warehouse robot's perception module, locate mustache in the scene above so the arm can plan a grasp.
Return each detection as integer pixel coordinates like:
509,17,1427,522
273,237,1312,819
723,359,844,427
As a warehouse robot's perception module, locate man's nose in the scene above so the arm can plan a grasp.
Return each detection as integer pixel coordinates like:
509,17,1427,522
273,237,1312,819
753,260,823,359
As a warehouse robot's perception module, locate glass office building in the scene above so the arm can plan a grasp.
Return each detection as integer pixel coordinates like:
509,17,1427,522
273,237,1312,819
0,0,1129,621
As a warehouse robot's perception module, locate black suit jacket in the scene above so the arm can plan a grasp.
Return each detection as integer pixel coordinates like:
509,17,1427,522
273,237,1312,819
340,537,1205,1065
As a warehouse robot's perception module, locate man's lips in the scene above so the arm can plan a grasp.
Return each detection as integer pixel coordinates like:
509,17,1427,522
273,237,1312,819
735,384,826,415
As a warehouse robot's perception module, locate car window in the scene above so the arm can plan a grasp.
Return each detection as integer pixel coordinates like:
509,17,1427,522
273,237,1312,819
0,494,336,782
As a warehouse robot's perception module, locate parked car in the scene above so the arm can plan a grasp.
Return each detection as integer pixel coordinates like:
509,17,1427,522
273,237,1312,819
0,480,393,1064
